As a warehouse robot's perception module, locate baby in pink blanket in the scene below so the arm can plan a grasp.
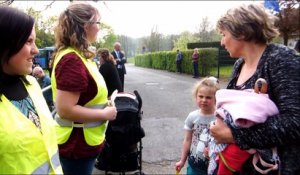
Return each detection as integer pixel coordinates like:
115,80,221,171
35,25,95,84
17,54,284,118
208,78,280,175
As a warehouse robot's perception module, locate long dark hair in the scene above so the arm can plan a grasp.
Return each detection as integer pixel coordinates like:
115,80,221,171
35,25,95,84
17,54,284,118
0,6,35,95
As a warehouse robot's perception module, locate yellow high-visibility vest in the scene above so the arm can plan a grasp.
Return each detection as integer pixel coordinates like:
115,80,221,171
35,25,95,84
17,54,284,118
51,47,108,146
0,76,62,174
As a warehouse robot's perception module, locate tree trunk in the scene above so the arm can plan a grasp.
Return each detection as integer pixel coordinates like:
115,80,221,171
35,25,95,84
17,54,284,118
283,33,289,46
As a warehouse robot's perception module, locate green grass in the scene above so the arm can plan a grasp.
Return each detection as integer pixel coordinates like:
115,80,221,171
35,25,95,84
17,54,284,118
210,65,233,79
126,57,135,64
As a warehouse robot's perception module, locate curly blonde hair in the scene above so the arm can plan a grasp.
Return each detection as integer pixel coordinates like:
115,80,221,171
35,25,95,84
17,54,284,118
52,2,99,61
217,3,279,43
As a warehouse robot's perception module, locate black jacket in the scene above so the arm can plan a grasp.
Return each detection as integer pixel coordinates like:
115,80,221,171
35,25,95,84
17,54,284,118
111,50,126,74
99,62,123,97
227,44,300,175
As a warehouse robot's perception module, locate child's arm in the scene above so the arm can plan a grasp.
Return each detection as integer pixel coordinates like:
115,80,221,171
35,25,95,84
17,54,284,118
175,130,193,172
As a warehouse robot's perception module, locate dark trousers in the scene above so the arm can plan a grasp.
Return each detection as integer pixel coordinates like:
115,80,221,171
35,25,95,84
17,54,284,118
60,155,97,175
193,62,199,77
117,68,125,90
176,60,182,73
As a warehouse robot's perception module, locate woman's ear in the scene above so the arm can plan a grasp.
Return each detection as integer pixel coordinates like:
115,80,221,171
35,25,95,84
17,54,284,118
84,23,91,34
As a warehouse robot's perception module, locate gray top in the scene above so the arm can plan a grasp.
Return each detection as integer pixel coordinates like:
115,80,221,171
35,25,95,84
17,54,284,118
184,109,215,169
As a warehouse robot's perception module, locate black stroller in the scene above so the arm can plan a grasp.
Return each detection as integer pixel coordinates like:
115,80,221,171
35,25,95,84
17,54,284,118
95,90,145,175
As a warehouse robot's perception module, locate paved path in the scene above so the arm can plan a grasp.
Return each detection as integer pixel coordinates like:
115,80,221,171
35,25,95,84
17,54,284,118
93,63,228,174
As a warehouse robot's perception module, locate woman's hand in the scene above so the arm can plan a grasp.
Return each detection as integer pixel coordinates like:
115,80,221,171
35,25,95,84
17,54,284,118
102,106,117,121
210,117,235,144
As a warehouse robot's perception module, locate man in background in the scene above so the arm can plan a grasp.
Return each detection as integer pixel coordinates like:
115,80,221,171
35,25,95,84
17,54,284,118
111,42,126,89
32,66,53,111
176,49,183,74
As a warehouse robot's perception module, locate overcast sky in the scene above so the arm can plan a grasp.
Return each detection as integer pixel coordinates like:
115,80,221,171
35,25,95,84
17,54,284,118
13,1,259,38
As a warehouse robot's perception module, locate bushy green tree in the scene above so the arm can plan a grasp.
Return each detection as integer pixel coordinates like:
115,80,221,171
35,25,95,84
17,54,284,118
26,7,55,48
94,22,117,51
173,31,197,51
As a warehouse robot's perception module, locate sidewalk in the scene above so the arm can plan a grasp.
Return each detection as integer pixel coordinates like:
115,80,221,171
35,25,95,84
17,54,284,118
92,160,184,174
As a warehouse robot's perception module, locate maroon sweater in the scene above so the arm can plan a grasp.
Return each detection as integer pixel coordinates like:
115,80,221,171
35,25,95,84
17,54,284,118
192,53,199,63
55,52,103,159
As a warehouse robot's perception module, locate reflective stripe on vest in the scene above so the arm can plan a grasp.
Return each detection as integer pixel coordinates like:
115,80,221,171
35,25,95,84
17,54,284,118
32,151,60,174
55,104,107,128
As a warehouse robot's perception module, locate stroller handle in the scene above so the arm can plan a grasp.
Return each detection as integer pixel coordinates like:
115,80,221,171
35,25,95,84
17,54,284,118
134,90,142,112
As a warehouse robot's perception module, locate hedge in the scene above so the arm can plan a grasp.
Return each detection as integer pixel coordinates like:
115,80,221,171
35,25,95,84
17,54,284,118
134,48,218,76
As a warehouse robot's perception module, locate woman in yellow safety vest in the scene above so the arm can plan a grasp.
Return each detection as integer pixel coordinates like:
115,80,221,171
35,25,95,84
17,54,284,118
51,2,117,175
0,6,62,174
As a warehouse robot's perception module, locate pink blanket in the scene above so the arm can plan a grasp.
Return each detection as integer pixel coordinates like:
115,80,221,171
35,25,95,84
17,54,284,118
215,89,279,128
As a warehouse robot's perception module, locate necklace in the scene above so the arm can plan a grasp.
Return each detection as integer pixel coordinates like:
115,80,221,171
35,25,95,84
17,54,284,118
11,96,42,132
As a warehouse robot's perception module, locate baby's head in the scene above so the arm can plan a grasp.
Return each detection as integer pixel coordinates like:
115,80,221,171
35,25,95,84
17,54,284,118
192,77,220,113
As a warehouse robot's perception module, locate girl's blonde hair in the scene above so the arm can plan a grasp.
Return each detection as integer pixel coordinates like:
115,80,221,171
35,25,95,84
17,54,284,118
217,3,279,44
192,76,220,100
52,2,99,61
97,48,116,65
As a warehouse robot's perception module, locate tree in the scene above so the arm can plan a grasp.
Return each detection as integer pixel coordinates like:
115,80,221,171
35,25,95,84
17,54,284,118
276,0,300,45
94,22,117,51
7,0,117,49
194,17,215,42
117,35,138,58
138,38,149,54
0,0,13,6
26,7,55,48
208,29,222,42
35,29,55,48
160,34,179,51
173,31,197,51
141,26,163,52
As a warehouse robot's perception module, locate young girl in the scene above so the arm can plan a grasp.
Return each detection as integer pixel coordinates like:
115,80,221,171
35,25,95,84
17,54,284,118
175,77,220,175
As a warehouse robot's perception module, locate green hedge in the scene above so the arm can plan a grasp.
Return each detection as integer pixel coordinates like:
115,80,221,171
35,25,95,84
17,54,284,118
187,41,221,49
188,42,236,65
134,48,218,76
